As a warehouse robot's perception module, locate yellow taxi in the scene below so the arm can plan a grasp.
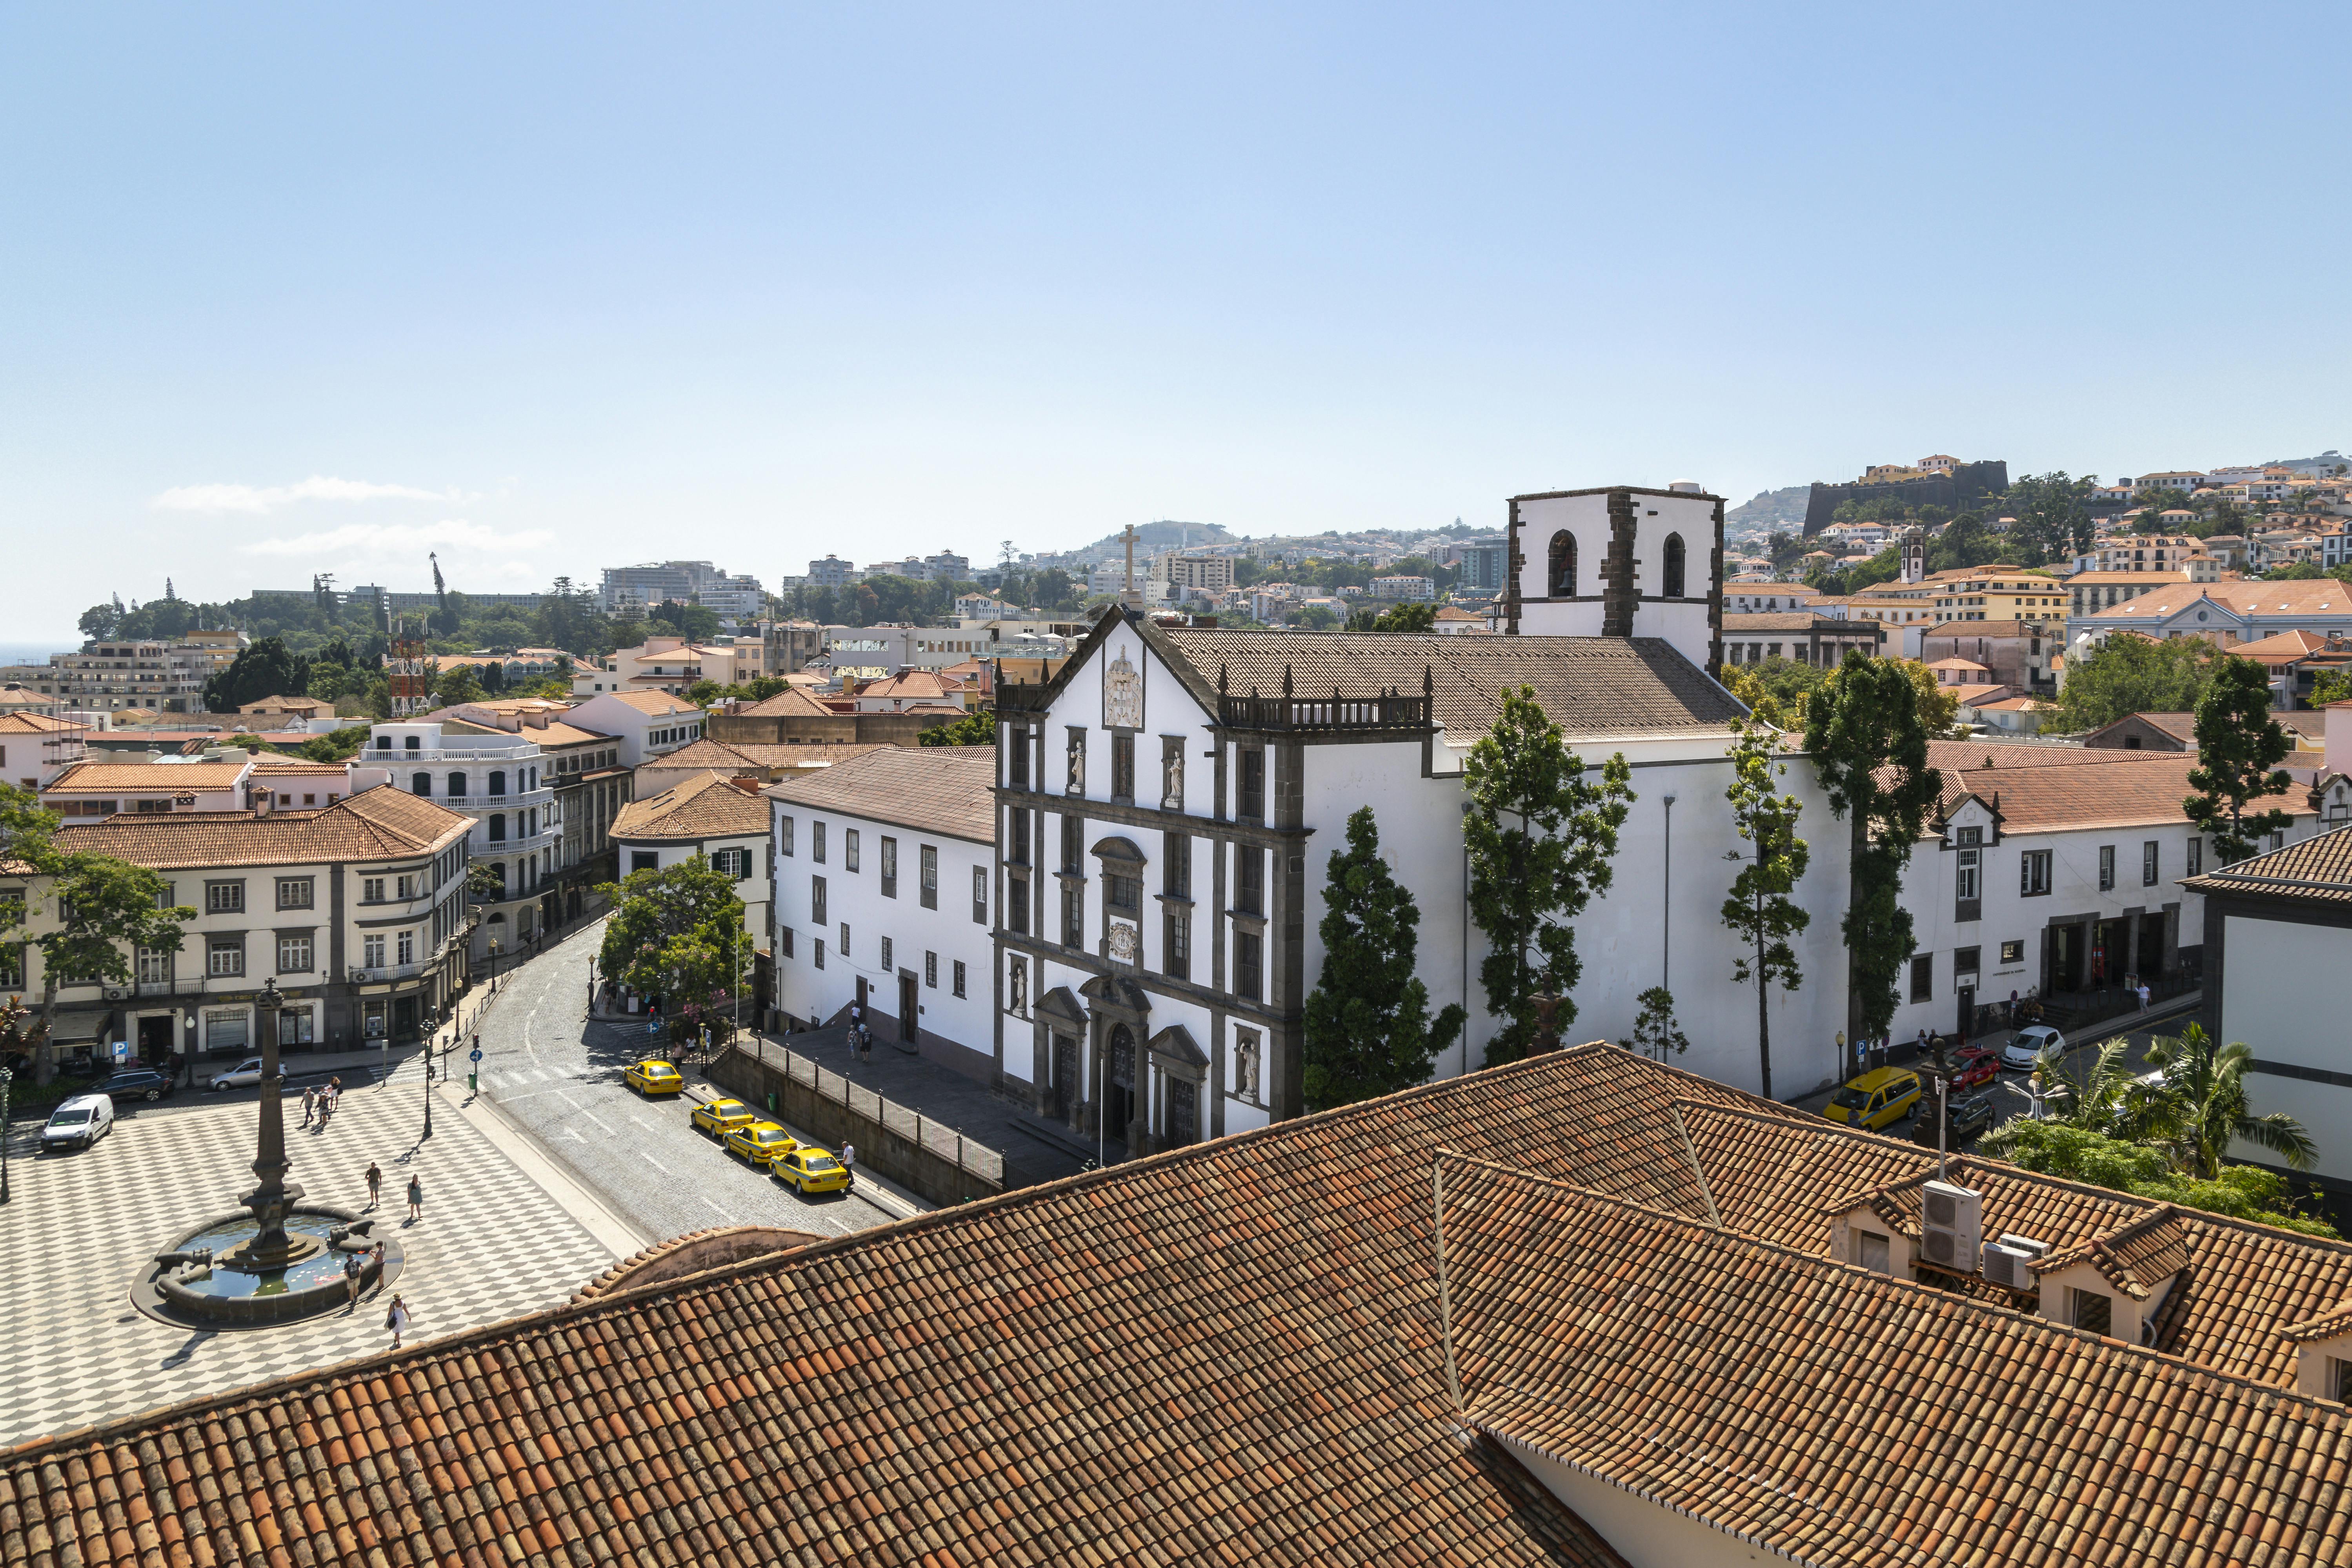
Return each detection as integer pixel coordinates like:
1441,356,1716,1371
689,1097,757,1138
1822,1067,1923,1131
624,1059,685,1097
773,1142,853,1195
723,1121,799,1169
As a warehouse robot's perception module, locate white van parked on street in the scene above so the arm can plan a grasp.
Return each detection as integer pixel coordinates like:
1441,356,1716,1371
42,1094,115,1151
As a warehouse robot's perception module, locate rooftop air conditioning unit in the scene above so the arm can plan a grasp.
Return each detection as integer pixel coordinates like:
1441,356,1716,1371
1919,1179,1982,1272
1982,1241,2037,1290
103,986,128,1001
349,966,370,983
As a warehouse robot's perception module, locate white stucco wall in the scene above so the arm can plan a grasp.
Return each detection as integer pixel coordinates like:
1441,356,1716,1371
2218,911,2352,1182
1494,1436,1782,1567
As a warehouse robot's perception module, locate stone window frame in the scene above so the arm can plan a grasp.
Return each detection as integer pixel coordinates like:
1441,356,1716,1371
204,879,246,915
274,931,314,974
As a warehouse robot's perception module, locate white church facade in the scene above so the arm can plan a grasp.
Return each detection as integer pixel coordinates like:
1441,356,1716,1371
982,483,1858,1156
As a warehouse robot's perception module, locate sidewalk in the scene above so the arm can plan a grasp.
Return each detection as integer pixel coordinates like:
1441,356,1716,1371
750,1024,1088,1188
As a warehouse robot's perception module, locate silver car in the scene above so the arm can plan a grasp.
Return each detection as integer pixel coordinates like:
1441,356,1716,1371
207,1057,266,1090
2003,1024,2066,1071
42,1093,115,1150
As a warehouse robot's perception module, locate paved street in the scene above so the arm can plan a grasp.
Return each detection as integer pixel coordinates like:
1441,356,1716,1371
466,917,916,1242
0,1063,617,1451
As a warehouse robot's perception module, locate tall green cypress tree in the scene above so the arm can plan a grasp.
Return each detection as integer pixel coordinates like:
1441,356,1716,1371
1464,686,1635,1066
1721,716,1810,1100
1301,808,1465,1111
2186,655,2294,865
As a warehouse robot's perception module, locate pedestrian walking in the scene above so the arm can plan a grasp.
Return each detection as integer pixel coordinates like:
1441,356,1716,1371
386,1294,410,1349
301,1085,317,1127
365,1160,382,1208
840,1141,855,1183
344,1251,362,1309
406,1173,424,1221
2138,981,2151,1013
371,1240,387,1281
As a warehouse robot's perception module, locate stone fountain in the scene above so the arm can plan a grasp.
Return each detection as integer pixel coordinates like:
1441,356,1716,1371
132,979,403,1328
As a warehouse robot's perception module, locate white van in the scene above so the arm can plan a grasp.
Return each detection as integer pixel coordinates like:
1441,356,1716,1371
42,1093,115,1151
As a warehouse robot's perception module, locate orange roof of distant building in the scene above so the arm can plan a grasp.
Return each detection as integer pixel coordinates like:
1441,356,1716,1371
51,785,471,868
43,761,250,793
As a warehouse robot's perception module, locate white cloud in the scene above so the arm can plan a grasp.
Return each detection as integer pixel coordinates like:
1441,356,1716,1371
237,519,553,558
152,475,471,514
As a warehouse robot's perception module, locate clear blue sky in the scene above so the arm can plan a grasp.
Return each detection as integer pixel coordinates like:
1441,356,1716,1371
4,3,2346,638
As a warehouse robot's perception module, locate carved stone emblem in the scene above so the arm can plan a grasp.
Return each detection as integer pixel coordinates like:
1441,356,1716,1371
1103,649,1143,730
1107,919,1140,965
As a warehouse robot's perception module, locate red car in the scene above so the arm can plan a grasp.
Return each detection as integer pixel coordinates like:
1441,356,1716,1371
1949,1045,1999,1090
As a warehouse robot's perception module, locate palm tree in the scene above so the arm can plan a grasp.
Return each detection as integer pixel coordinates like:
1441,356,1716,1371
2138,1023,2316,1179
2032,1037,2164,1137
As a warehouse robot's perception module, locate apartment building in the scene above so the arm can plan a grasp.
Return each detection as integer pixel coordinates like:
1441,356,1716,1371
368,717,564,957
612,771,773,946
1720,612,1880,667
599,560,766,621
1918,620,2057,693
1155,554,1237,597
0,631,247,713
1369,575,1435,602
2074,579,2352,659
0,713,91,791
6,785,473,1068
433,698,633,917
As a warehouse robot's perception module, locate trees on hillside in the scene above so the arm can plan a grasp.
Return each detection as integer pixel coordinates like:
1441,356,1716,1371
1463,687,1634,1065
2185,656,2294,864
1999,472,2097,565
1301,808,1465,1111
1803,654,1943,1051
918,710,996,746
202,636,308,712
1720,717,1809,1099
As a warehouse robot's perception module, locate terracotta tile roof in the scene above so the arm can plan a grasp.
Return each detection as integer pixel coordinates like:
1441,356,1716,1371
2183,822,2352,905
2033,1204,2195,1299
1158,628,1746,740
604,689,702,716
249,760,350,777
1923,739,2106,772
763,745,997,842
856,669,954,699
2281,1295,2352,1342
0,713,87,735
13,1046,2352,1565
1442,1155,2352,1568
2090,579,2352,619
1930,751,2318,834
1926,656,1990,671
2065,569,2193,584
51,784,471,869
2084,711,2200,743
896,701,972,715
735,685,838,718
610,771,770,842
42,762,248,793
655,738,884,772
1721,611,1867,633
520,719,613,748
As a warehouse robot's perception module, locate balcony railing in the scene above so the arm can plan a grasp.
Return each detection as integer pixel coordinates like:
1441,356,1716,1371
1216,691,1431,731
347,962,427,983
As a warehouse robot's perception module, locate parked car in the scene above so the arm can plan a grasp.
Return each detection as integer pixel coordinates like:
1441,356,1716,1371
42,1094,115,1151
2003,1024,2067,1072
625,1059,684,1097
773,1143,852,1196
690,1097,757,1138
1948,1045,1999,1091
99,1065,178,1103
208,1058,266,1091
723,1121,798,1169
1911,1091,1998,1148
1822,1067,1922,1132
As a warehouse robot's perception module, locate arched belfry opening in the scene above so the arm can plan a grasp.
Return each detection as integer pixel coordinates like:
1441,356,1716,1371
1662,533,1686,598
1548,530,1576,597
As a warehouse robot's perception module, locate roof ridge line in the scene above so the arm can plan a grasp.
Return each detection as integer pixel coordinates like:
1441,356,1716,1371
1427,1151,2352,1421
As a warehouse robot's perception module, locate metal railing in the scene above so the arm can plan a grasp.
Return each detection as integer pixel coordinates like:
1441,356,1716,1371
1216,691,1431,731
750,1037,1004,1182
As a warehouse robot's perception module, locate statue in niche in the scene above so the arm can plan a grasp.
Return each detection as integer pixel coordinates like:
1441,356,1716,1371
1103,649,1143,730
1234,1033,1261,1103
1161,744,1183,811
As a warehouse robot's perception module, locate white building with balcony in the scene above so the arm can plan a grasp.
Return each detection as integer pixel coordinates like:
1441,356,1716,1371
368,717,564,958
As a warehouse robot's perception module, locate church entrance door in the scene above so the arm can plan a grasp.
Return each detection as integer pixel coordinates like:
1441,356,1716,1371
1104,1024,1136,1146
1051,1035,1076,1123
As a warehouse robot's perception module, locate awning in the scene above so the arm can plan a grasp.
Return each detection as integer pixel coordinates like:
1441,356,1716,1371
46,1009,109,1043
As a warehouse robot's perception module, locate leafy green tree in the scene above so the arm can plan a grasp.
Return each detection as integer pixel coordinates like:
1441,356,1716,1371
2000,472,2096,565
1464,686,1635,1065
1618,986,1689,1062
2308,668,2352,708
78,600,125,640
1349,600,1438,634
2185,656,2293,864
684,678,724,707
1721,717,1810,1099
1804,654,1942,1048
743,675,788,701
1980,1119,2334,1236
1724,657,1828,729
203,635,309,712
295,725,374,763
1302,808,1465,1110
2265,562,2324,581
2042,635,2219,733
431,662,486,708
918,709,997,746
596,858,751,1041
1295,604,1339,630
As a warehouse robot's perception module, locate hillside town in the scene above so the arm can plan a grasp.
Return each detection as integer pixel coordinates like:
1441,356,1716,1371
11,8,2352,1562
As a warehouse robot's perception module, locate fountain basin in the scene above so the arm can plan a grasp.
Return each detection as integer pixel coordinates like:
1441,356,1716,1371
133,1207,405,1329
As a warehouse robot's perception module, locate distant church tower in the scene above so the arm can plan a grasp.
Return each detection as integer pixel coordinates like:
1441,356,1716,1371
1901,527,1926,585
